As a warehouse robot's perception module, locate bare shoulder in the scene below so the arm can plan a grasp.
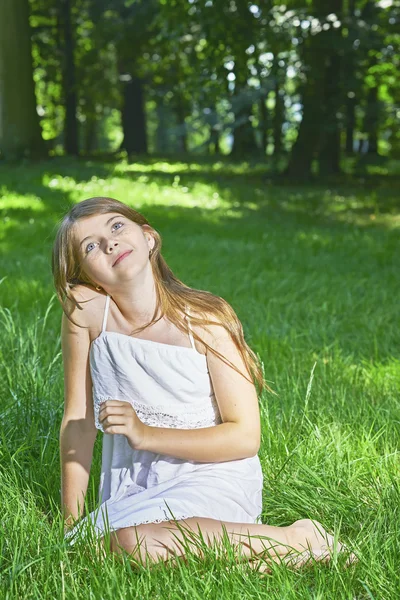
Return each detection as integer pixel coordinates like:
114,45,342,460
63,284,107,338
189,308,234,352
191,307,252,383
60,284,104,431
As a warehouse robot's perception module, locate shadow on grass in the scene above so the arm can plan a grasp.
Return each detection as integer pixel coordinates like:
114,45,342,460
0,157,398,365
2,156,399,225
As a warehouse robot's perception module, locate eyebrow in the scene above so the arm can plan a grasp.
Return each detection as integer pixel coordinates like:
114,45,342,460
79,215,122,250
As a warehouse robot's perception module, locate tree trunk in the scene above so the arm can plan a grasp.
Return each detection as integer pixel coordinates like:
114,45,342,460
345,95,356,155
208,129,220,155
208,105,220,155
364,85,380,155
286,0,343,178
230,51,258,158
259,94,269,156
155,98,170,154
120,74,148,155
344,0,356,155
230,86,258,158
273,75,284,158
175,97,187,153
0,0,45,159
84,115,97,154
285,55,326,178
59,0,79,155
318,48,342,176
253,43,271,158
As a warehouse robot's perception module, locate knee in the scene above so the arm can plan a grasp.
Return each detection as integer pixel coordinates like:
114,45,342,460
108,526,146,555
99,520,199,566
105,524,169,567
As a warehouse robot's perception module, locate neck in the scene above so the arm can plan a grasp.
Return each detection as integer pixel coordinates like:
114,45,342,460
105,268,160,328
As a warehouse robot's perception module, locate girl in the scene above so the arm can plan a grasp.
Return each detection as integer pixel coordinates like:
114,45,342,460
54,196,351,572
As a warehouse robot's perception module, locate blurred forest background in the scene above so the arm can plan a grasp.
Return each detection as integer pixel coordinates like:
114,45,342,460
0,0,399,178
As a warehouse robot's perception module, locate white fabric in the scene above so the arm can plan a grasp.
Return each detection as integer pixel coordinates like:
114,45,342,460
64,294,264,545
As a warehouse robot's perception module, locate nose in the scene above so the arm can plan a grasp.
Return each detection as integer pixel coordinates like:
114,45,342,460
107,240,118,252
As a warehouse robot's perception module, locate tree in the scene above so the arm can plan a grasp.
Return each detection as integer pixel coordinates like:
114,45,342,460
58,0,79,155
112,0,159,156
285,0,344,178
0,0,45,159
344,0,357,155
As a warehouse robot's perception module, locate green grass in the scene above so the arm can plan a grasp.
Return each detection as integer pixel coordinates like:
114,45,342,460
0,156,399,598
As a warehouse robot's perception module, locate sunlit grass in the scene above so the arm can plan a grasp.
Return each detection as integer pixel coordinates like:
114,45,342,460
0,157,399,598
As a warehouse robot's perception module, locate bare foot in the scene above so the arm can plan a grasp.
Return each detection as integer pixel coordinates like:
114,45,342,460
285,519,357,568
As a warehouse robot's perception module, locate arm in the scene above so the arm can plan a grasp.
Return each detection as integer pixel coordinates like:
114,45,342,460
59,288,98,529
60,420,96,528
140,316,261,462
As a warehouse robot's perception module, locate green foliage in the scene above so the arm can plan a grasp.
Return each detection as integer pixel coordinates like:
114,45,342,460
22,0,399,162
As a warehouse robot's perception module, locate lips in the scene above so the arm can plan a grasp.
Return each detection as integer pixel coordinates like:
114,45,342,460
112,250,132,267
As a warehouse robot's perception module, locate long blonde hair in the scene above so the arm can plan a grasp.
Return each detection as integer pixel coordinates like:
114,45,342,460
52,196,275,395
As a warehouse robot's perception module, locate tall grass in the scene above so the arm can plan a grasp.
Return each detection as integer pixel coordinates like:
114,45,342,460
0,157,399,598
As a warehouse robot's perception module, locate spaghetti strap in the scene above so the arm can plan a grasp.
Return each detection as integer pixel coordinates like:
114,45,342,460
185,306,197,351
102,294,111,333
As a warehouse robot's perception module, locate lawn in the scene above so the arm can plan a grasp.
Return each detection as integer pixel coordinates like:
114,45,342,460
0,157,399,598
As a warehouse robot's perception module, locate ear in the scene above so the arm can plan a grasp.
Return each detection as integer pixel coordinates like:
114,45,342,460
142,225,155,252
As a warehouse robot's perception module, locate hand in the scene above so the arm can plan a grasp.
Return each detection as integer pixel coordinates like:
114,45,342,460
63,516,79,535
64,522,73,535
98,399,147,450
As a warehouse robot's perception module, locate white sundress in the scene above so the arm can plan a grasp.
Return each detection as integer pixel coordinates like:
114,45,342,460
64,294,264,545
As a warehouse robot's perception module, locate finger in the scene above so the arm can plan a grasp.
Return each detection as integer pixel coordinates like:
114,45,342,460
99,407,132,423
99,405,126,415
99,400,130,412
103,414,126,427
101,413,129,427
103,425,127,435
101,400,129,407
99,400,130,415
344,552,358,567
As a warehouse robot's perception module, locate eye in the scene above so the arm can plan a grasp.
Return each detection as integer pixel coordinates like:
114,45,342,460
86,241,95,253
85,221,124,254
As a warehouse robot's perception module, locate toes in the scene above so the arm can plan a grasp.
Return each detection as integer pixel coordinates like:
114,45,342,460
290,519,357,570
345,552,358,567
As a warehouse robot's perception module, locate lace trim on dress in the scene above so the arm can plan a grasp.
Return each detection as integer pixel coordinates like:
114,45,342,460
93,394,222,432
104,513,195,529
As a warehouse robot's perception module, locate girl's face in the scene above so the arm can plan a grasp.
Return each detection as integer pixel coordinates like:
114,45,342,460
73,212,154,290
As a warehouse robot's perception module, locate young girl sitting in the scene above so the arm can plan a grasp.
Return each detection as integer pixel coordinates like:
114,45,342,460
54,196,352,572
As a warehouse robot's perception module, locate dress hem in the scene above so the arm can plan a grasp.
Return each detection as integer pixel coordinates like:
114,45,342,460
101,513,199,532
64,513,201,545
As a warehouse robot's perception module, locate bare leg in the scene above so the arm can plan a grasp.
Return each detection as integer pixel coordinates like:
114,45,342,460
98,516,352,572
